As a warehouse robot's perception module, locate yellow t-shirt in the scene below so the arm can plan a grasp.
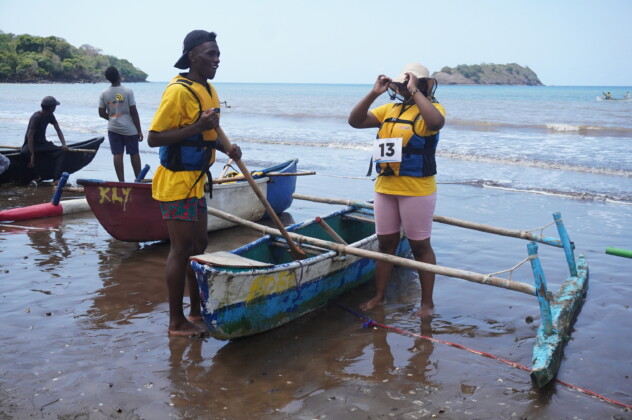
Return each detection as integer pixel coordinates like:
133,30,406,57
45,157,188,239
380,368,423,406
371,102,446,196
150,75,220,202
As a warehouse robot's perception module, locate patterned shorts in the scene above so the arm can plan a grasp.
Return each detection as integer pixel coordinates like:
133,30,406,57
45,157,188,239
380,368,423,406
159,197,207,221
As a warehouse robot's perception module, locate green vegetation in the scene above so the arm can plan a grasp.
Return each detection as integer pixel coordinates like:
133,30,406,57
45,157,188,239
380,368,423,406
433,63,543,85
0,31,147,83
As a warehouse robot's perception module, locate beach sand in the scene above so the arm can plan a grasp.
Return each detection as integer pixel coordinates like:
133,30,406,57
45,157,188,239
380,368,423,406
1,175,631,419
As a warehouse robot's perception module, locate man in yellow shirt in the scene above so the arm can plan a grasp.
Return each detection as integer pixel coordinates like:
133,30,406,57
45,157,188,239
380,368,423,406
148,30,241,337
348,63,445,318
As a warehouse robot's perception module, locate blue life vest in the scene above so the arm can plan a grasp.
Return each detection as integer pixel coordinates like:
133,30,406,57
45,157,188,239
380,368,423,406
374,116,439,177
159,80,217,172
159,132,216,171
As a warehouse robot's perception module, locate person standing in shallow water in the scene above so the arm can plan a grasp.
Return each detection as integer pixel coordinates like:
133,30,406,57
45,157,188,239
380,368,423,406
147,30,242,337
21,96,69,184
98,66,144,182
348,63,445,318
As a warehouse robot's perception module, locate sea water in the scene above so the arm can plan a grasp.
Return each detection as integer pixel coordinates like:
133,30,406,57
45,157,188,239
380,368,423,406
1,82,631,205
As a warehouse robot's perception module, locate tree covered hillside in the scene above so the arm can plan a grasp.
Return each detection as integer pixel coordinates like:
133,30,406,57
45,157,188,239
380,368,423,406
432,63,542,85
0,31,147,83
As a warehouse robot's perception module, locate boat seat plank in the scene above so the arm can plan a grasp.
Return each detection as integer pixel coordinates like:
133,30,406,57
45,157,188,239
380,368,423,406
342,213,375,223
272,240,331,254
191,251,274,268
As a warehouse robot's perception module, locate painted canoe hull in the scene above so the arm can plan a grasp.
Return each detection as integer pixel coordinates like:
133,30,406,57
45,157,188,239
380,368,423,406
530,254,589,388
191,207,411,340
0,137,104,184
77,159,298,242
0,198,90,221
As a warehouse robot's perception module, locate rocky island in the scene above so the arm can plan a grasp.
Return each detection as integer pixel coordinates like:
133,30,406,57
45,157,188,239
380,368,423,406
431,63,543,85
0,31,147,83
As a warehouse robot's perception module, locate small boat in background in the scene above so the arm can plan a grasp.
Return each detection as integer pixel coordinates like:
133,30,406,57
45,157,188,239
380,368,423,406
596,92,631,101
78,159,299,242
0,137,104,184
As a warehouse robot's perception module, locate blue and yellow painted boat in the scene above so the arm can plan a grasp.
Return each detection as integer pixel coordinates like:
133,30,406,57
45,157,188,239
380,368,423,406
191,206,410,341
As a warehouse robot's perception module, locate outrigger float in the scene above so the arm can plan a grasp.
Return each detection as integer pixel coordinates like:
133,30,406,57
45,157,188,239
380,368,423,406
0,172,91,222
191,193,589,389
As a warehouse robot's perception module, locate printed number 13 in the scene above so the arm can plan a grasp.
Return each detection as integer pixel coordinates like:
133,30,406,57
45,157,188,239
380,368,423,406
379,142,395,157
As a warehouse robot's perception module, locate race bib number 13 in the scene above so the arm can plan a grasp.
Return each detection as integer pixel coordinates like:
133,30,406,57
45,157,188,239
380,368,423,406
373,137,402,163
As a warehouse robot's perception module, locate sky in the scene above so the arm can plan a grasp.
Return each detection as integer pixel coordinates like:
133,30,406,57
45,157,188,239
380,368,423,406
1,0,631,86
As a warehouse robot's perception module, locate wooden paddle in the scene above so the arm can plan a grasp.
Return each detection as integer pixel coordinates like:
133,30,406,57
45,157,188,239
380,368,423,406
0,145,96,153
315,216,347,244
214,127,306,260
205,205,536,296
220,159,234,178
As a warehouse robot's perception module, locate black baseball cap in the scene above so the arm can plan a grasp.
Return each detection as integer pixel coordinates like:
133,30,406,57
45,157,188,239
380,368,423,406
174,30,217,69
41,96,60,107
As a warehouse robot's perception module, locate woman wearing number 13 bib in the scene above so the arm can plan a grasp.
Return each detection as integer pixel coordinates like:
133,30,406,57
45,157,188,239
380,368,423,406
348,63,446,318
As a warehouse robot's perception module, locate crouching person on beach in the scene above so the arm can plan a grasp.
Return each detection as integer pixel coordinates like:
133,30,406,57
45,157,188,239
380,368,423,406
348,63,445,318
147,30,241,337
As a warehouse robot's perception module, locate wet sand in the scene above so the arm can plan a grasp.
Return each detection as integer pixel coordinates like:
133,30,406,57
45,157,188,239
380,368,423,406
1,176,631,419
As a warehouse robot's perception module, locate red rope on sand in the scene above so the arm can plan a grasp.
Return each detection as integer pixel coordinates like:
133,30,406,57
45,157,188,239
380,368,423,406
340,306,632,411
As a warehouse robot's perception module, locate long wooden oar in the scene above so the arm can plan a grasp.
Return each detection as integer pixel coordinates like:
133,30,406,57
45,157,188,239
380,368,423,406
214,127,306,259
205,205,536,296
292,193,564,248
315,216,347,244
0,145,96,153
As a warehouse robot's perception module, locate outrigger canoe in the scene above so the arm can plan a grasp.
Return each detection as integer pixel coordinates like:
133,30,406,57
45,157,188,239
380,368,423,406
77,159,298,242
193,194,589,389
0,137,104,184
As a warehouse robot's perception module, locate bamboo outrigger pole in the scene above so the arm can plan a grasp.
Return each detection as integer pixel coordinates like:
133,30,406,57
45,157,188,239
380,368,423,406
206,206,536,296
292,193,565,248
212,171,315,185
215,127,306,260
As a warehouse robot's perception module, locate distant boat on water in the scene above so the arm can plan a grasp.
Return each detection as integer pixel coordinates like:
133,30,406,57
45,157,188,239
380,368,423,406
596,92,631,101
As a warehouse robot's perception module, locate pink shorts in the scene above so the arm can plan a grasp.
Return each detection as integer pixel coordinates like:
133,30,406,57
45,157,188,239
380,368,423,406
373,192,436,240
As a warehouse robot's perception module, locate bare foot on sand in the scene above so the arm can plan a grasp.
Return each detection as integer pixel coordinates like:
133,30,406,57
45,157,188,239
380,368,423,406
187,314,204,324
168,320,208,338
360,297,384,312
414,305,435,319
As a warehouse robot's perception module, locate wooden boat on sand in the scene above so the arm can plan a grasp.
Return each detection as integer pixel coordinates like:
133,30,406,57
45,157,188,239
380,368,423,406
192,193,589,390
0,137,104,184
77,159,299,242
191,206,411,341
